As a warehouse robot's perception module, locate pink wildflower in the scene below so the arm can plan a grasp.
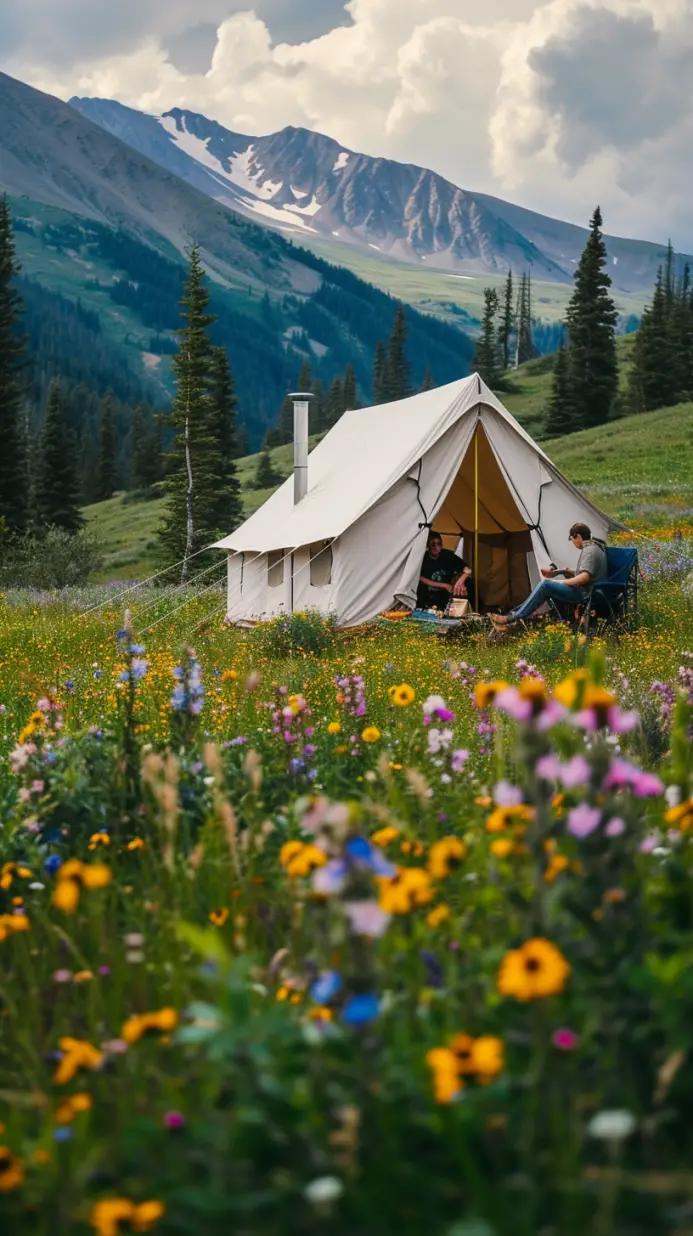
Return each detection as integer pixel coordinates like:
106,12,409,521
567,803,602,839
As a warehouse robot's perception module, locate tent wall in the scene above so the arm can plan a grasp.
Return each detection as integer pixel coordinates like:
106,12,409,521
335,413,478,624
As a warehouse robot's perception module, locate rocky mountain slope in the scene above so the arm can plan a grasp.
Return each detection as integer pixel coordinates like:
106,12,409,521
70,96,689,293
0,71,473,444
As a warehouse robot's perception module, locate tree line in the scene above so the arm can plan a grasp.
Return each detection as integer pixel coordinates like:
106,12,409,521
471,272,539,389
471,209,622,436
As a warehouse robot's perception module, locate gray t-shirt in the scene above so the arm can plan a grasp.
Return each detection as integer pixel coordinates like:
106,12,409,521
577,539,607,583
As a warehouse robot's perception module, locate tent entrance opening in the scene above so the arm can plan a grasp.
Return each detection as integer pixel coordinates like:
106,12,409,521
434,423,532,611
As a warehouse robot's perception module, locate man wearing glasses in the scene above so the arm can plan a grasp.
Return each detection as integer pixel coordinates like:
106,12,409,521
491,522,607,629
417,531,475,611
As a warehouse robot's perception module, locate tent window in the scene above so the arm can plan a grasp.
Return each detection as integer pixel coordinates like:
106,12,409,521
268,550,285,588
310,541,333,587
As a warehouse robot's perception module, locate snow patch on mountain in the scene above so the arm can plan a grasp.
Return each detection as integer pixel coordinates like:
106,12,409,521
285,196,322,218
333,152,350,173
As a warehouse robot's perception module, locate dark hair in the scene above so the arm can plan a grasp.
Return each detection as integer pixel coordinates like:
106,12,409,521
569,522,591,541
428,532,442,544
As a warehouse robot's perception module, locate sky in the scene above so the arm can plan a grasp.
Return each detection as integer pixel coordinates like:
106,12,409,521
2,0,692,248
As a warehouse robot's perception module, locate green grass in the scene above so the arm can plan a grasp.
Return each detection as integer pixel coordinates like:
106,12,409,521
296,237,650,327
84,493,167,582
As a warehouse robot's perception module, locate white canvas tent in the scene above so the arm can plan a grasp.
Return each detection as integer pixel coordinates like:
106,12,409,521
214,374,621,627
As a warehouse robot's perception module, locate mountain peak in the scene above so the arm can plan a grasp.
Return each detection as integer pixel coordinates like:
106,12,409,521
65,93,689,290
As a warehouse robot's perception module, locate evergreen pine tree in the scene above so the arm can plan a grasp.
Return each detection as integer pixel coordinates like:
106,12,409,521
311,378,325,433
78,428,99,505
420,365,435,392
207,347,243,534
516,274,537,365
277,394,294,445
0,196,29,533
373,341,387,404
325,377,344,428
545,342,573,436
36,380,83,532
296,359,312,394
158,244,219,580
385,303,411,401
473,289,501,386
131,404,162,490
343,363,358,411
628,271,676,412
565,208,618,429
500,271,515,370
253,448,281,490
97,394,117,501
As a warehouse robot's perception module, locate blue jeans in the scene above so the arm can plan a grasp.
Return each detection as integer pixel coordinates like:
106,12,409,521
511,579,587,621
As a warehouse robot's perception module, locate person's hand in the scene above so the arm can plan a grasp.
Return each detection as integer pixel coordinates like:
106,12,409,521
541,567,555,579
453,578,468,597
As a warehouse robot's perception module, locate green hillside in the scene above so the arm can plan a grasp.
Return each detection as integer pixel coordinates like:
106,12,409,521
297,237,649,331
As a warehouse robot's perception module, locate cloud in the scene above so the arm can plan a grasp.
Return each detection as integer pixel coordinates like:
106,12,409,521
0,1,349,69
489,0,693,243
4,0,693,247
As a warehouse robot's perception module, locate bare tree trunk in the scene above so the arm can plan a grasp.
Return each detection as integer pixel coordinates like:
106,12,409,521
181,352,194,583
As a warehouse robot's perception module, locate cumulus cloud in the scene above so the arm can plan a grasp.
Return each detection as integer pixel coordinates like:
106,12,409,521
3,0,693,246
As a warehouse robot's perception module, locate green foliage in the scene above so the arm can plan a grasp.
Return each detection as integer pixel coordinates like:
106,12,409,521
0,194,29,533
385,301,412,401
159,246,237,577
97,393,117,502
206,348,243,534
629,248,693,414
545,341,573,437
0,525,103,587
249,608,339,658
253,448,282,490
373,339,387,404
516,272,538,366
130,405,163,491
473,288,502,386
36,379,84,533
499,270,515,370
565,207,619,430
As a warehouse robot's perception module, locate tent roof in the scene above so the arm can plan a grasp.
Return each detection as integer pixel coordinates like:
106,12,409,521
214,373,620,553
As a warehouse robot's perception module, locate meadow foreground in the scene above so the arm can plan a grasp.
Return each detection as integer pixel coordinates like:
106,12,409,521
1,577,693,1235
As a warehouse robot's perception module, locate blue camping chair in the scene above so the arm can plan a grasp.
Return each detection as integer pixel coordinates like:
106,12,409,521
551,546,639,635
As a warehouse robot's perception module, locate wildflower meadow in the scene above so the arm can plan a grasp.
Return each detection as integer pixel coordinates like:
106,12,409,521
1,549,693,1235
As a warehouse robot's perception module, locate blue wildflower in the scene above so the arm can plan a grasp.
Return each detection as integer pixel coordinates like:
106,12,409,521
345,836,396,878
44,854,63,877
341,993,380,1026
310,971,343,1004
118,671,130,683
129,644,146,655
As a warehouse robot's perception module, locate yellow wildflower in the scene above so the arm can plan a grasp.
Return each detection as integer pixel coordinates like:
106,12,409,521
497,938,570,1002
361,726,381,743
428,837,466,879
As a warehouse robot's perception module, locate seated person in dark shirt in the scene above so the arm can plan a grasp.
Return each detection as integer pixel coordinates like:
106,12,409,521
417,532,475,611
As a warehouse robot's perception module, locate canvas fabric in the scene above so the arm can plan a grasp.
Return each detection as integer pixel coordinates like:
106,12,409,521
216,374,623,627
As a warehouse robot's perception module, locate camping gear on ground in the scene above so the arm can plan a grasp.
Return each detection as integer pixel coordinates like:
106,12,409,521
446,597,471,619
214,374,625,628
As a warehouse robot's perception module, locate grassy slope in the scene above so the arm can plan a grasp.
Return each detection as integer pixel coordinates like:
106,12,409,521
295,237,649,328
85,337,693,580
